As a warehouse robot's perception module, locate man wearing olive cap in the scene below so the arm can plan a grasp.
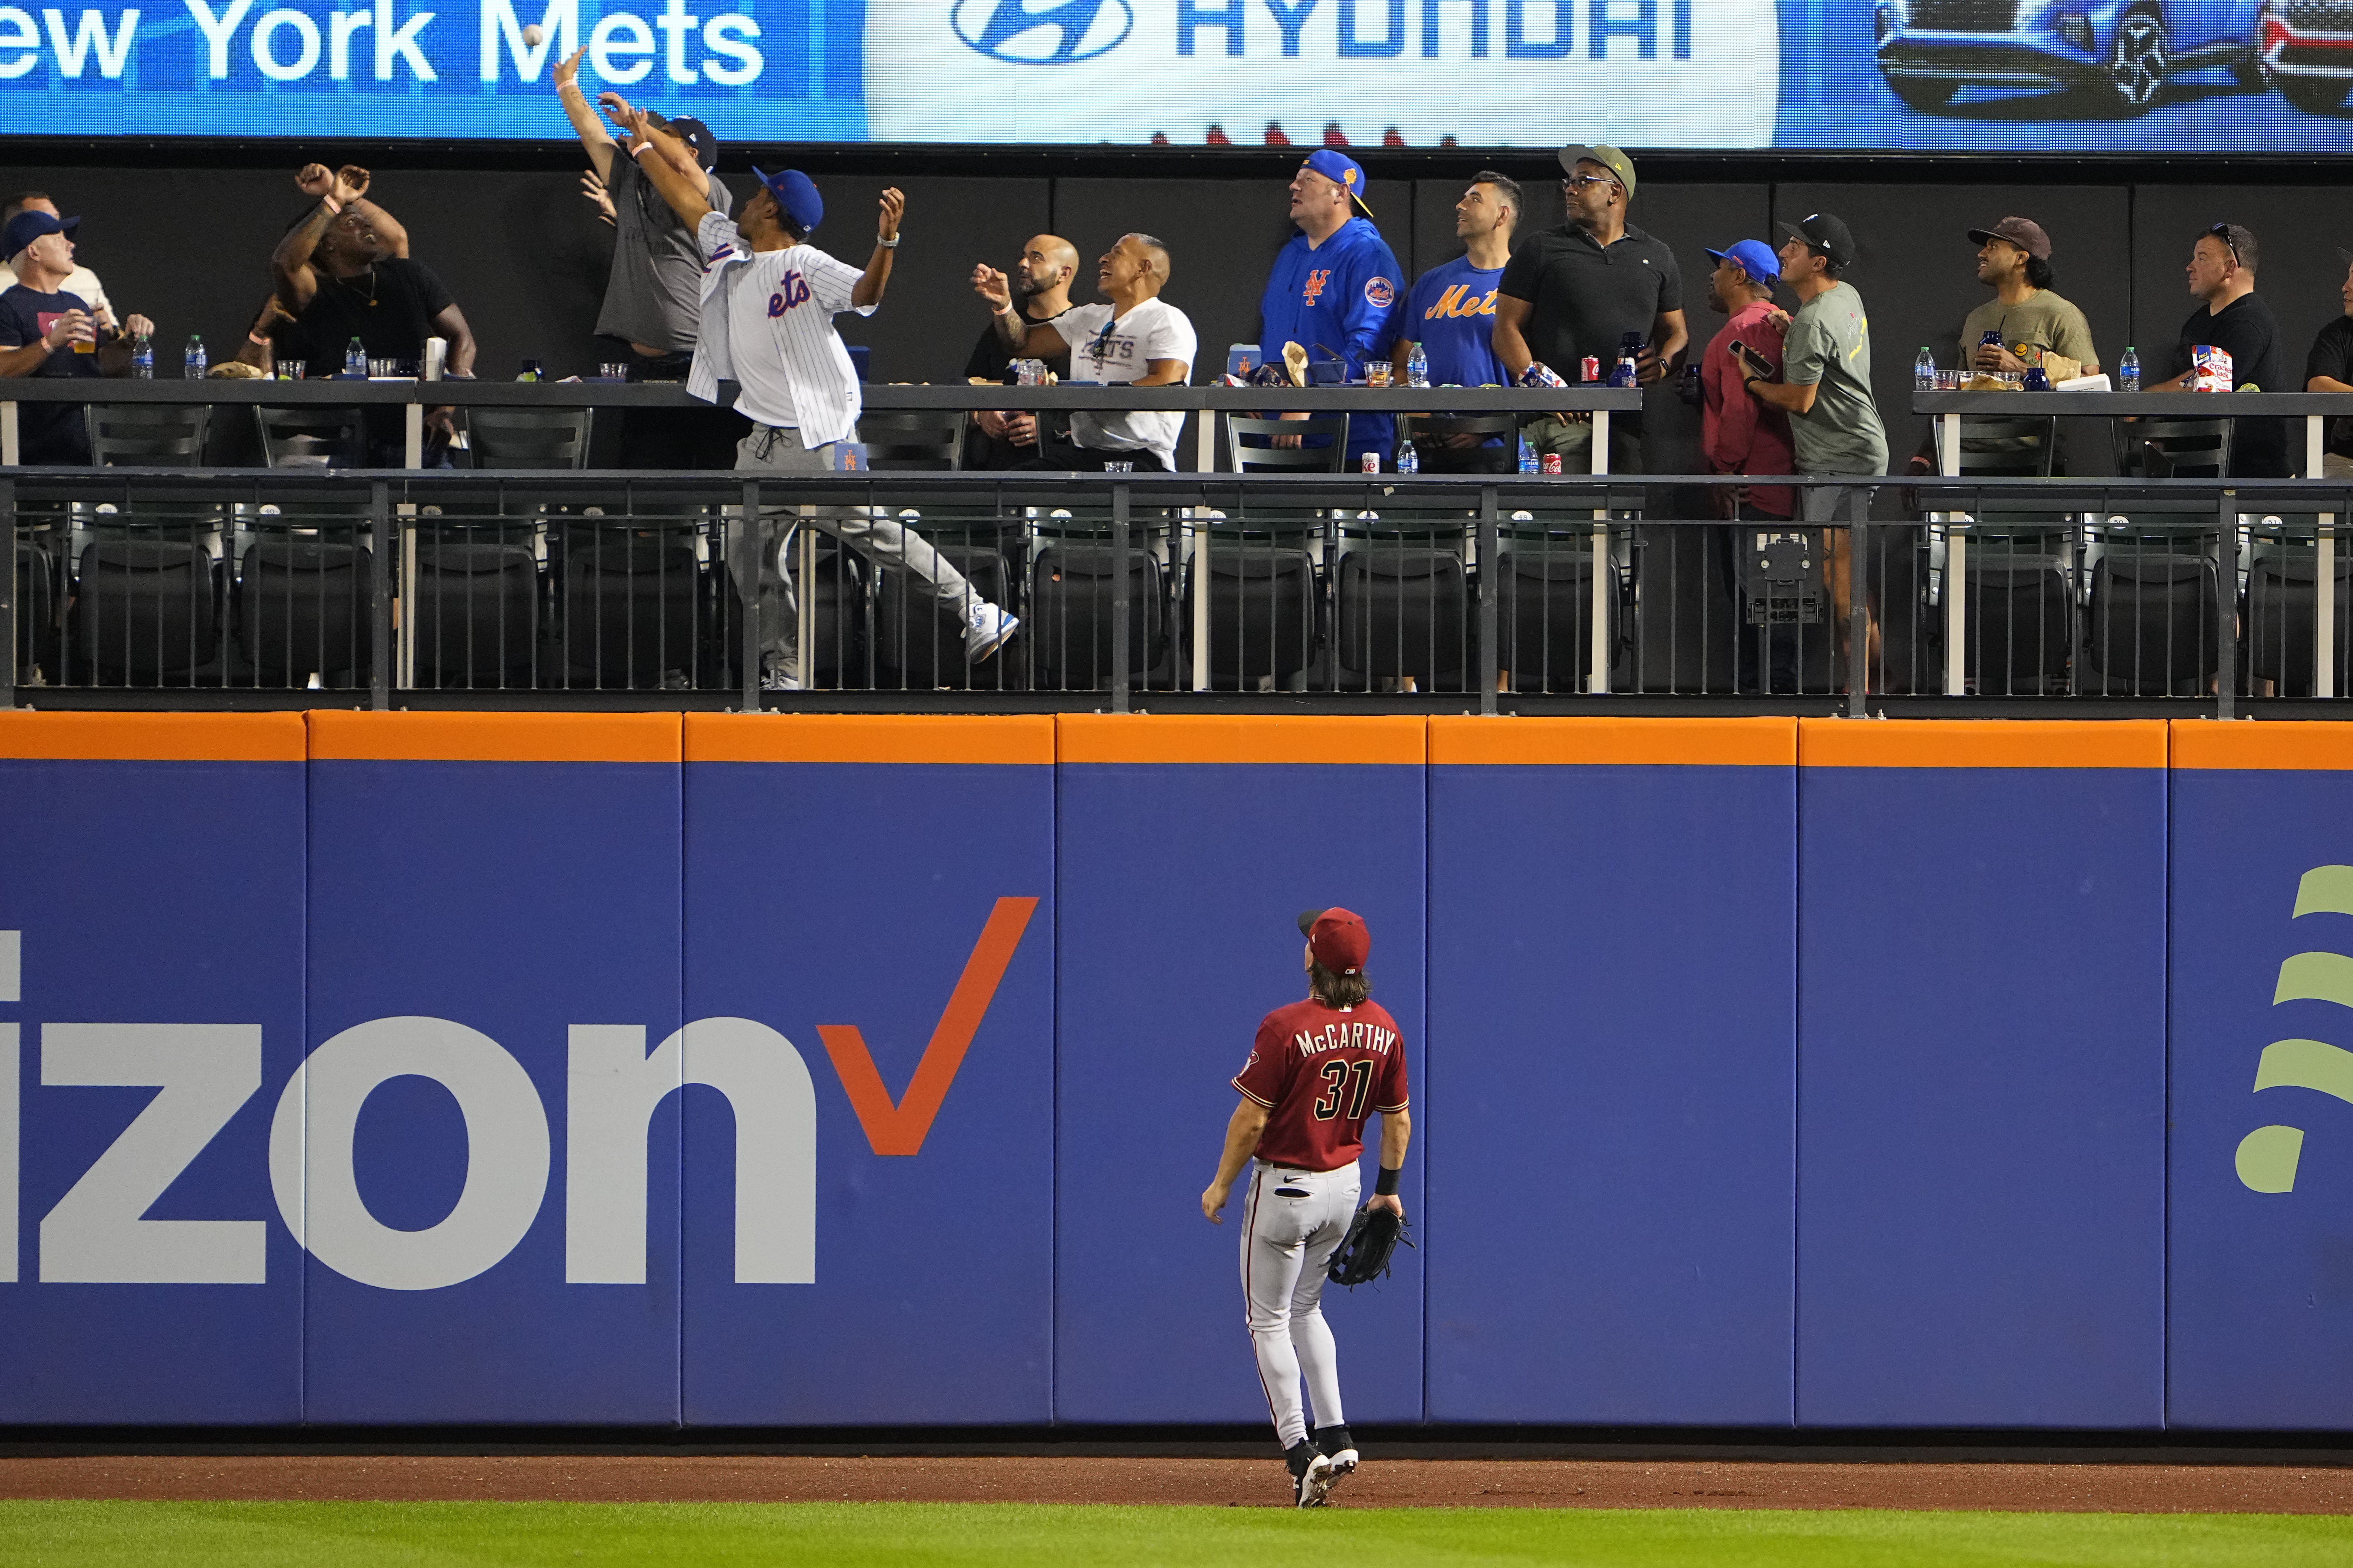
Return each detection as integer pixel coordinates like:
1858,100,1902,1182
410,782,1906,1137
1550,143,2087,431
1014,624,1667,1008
1494,143,1687,474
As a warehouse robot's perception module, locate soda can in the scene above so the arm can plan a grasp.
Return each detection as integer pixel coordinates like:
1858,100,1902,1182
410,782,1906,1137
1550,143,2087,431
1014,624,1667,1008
1541,452,1563,475
1361,452,1381,474
1580,355,1602,383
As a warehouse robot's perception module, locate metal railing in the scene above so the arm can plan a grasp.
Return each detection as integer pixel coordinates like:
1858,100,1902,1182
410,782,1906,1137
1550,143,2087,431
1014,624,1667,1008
10,466,2353,716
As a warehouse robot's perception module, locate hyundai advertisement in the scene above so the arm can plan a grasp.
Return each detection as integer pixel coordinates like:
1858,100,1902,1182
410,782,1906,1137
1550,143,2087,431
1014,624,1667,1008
0,0,2347,147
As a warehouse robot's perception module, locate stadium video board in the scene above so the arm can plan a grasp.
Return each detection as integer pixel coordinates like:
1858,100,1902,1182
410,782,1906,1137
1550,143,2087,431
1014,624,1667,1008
0,0,2345,149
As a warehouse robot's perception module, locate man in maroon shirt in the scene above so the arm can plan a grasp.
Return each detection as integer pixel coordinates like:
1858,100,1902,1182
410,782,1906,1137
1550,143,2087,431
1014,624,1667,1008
1201,907,1411,1507
1699,239,1794,519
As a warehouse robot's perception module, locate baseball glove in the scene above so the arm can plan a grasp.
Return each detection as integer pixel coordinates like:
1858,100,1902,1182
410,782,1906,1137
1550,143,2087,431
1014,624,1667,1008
1326,1203,1413,1288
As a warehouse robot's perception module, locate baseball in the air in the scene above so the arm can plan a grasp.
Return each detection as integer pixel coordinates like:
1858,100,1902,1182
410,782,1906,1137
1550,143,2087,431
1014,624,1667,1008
522,22,544,43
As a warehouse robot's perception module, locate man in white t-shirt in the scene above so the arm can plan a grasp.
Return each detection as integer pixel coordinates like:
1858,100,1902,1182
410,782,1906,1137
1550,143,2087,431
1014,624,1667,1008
972,233,1195,471
620,106,1019,687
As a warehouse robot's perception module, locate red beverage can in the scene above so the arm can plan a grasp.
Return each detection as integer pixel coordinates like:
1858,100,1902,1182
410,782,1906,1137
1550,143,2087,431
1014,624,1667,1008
1541,452,1563,475
1580,355,1601,383
1361,452,1381,474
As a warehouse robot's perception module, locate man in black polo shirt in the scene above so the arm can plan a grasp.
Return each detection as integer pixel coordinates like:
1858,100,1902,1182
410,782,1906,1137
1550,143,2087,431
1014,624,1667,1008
961,233,1076,469
2303,247,2353,478
2147,222,2287,478
272,166,477,464
1492,142,1686,474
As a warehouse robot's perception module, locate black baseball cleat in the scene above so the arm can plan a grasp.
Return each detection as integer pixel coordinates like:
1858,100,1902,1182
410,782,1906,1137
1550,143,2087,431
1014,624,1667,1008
1316,1424,1359,1492
1285,1436,1335,1507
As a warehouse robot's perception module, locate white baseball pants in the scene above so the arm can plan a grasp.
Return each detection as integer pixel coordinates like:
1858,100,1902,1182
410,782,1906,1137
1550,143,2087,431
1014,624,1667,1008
1239,1159,1358,1449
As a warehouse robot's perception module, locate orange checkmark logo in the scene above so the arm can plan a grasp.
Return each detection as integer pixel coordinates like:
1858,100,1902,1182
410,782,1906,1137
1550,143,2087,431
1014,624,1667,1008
816,896,1039,1156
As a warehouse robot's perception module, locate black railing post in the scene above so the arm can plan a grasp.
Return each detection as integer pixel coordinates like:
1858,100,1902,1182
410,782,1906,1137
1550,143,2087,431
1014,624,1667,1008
2217,489,2237,720
1478,484,1499,715
1111,481,1131,713
368,480,390,711
1847,488,1870,719
739,480,762,711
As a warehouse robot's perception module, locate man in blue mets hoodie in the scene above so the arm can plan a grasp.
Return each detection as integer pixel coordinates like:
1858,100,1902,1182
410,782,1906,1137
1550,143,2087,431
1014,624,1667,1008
1258,149,1401,468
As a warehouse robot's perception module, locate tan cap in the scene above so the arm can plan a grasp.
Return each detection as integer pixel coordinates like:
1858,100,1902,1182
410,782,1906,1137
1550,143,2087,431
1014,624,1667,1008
1558,144,1635,197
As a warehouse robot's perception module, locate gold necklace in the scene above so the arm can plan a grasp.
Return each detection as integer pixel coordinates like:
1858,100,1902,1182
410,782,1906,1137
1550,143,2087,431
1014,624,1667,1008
341,267,378,307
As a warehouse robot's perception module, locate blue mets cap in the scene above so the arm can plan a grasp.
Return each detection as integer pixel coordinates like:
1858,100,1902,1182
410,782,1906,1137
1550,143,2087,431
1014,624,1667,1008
1705,239,1781,286
751,167,823,236
3,209,77,262
1299,148,1373,218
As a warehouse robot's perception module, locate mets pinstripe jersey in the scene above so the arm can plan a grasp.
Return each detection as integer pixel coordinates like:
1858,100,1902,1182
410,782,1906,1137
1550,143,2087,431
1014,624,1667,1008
688,210,876,451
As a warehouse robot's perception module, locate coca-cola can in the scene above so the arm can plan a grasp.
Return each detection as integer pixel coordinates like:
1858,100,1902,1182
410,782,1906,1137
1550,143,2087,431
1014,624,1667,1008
1361,452,1381,474
1541,452,1563,475
1580,355,1602,383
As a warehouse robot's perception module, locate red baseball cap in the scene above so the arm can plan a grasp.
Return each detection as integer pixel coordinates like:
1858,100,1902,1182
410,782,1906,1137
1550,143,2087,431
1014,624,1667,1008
1297,907,1370,974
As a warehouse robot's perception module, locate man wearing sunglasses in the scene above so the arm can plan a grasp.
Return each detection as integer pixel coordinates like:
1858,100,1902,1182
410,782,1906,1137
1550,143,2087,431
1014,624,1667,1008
2147,222,2288,478
1493,143,1686,475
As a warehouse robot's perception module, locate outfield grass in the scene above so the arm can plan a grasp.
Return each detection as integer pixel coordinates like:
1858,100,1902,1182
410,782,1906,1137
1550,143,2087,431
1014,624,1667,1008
2,1500,2348,1566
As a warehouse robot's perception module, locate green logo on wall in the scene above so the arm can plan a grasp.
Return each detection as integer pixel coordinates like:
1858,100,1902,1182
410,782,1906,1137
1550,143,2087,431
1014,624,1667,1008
2237,865,2353,1194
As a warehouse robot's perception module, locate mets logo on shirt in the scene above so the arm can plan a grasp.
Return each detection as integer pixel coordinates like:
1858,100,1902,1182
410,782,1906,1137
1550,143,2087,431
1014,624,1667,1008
768,272,812,317
1302,269,1330,306
1364,276,1395,310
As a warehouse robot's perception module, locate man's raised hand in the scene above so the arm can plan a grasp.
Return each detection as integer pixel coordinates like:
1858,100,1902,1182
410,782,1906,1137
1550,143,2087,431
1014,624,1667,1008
598,91,641,132
554,45,584,90
877,187,905,243
971,264,1011,310
335,166,372,201
294,164,334,198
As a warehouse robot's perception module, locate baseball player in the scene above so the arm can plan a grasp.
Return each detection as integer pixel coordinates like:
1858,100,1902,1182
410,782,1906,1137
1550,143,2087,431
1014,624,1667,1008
1201,908,1410,1508
618,106,1019,688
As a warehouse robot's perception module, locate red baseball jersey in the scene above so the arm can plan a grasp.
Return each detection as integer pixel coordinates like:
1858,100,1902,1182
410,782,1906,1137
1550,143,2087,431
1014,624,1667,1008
1231,997,1410,1172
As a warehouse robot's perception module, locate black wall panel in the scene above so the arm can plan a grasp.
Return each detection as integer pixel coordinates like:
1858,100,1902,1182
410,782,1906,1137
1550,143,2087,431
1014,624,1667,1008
829,175,1050,385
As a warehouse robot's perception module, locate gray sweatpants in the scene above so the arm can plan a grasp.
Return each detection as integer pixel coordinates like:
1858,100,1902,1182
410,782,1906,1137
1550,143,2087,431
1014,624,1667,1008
733,424,978,681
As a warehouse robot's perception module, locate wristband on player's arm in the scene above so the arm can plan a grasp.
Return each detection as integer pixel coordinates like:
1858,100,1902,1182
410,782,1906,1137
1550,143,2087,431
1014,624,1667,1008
1374,1167,1400,1197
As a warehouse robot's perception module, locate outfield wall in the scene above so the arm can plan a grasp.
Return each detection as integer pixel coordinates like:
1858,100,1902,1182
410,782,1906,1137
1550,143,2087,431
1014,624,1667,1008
0,712,2348,1430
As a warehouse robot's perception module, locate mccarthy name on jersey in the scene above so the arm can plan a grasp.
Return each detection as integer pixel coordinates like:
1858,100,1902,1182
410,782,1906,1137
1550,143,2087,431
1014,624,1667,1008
1294,1019,1400,1058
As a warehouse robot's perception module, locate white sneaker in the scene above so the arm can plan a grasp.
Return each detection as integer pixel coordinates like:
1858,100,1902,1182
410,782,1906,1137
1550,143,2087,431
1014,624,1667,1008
963,602,1020,662
759,659,802,692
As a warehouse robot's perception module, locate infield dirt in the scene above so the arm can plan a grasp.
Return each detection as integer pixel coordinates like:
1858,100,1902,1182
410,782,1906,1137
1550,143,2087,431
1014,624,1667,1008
0,1455,2348,1512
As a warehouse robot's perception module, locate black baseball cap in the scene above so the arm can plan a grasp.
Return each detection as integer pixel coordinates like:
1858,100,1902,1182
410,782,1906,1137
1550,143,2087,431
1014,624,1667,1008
1778,212,1856,269
645,111,718,173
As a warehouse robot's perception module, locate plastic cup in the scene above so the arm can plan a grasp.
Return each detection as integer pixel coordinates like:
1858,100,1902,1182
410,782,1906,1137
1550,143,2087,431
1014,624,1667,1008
1365,359,1392,388
279,359,306,381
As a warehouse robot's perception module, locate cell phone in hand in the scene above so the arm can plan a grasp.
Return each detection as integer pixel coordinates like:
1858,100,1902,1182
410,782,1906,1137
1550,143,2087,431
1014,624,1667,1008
1731,340,1777,382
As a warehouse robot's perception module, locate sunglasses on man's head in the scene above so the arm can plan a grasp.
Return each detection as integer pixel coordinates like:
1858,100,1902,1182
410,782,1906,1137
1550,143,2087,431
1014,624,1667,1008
2209,223,2240,267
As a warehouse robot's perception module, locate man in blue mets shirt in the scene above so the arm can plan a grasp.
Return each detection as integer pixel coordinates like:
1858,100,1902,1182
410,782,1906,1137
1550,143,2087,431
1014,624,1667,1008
1257,149,1401,467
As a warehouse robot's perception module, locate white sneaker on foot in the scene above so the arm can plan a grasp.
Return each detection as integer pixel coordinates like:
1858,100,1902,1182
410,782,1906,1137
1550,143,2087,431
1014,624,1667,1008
963,602,1020,662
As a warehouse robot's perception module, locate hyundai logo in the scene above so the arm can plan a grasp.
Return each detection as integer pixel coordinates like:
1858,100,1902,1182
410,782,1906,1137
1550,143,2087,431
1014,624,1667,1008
952,0,1134,62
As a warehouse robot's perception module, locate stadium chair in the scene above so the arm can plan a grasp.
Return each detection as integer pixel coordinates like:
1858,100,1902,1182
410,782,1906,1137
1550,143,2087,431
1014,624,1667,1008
13,536,60,684
2243,529,2350,697
1225,414,1348,473
1028,539,1167,691
237,534,372,688
2082,422,2232,695
412,531,543,688
1733,520,1835,694
254,405,365,468
73,536,221,685
86,403,209,466
858,410,967,471
1492,538,1622,693
1939,414,2073,695
466,407,593,470
1333,545,1467,692
1182,532,1319,690
1628,519,1740,693
559,523,704,689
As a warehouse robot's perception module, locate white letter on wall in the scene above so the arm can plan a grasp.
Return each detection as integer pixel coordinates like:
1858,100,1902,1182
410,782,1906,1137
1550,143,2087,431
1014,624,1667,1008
39,1023,266,1284
269,1016,548,1291
566,1016,814,1285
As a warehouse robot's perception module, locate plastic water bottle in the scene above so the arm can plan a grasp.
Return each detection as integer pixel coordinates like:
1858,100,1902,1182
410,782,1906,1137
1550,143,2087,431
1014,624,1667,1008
131,333,152,378
1405,343,1428,388
1914,346,1935,389
1395,433,1419,474
2119,347,2140,393
182,334,205,378
1517,436,1539,474
344,336,366,377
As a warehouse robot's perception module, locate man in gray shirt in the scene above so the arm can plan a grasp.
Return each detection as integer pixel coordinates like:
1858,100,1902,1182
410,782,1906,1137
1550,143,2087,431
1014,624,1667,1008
556,49,736,464
1742,212,1887,672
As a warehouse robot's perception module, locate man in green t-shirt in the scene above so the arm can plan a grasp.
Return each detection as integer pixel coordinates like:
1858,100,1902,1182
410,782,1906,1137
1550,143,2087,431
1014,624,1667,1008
1742,212,1887,672
1956,216,2099,378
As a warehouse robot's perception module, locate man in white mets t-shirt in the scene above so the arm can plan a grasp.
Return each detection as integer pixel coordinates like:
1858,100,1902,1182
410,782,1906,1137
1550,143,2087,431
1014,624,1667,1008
971,234,1196,472
620,106,1019,688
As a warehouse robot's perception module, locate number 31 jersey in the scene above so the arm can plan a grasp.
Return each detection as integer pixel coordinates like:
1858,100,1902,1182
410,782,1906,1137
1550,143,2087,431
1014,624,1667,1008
1232,997,1410,1172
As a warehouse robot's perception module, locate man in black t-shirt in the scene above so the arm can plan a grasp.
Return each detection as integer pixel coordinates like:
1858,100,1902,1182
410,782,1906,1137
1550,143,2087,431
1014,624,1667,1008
0,209,154,465
272,165,476,464
960,234,1076,469
2302,248,2353,477
2149,222,2288,478
1491,143,1686,474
